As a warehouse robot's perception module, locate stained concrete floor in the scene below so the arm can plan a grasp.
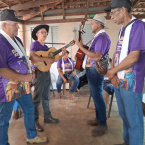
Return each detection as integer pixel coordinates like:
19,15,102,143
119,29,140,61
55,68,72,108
8,85,145,145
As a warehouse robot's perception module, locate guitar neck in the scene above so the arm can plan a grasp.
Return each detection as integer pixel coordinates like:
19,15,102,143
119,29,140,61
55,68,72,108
53,44,71,56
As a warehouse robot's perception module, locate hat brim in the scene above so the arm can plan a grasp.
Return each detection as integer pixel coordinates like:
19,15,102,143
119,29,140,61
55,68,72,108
32,24,49,40
92,19,108,29
104,7,114,12
0,18,24,22
13,18,24,22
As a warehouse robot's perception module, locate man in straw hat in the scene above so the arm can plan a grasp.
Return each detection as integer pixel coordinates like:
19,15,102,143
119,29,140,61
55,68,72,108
76,14,111,136
0,9,48,144
105,0,145,145
30,24,66,132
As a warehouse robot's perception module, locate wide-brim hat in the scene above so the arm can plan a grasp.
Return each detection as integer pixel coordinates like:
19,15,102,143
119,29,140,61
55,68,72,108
0,9,23,22
92,14,108,29
104,0,132,12
32,24,49,40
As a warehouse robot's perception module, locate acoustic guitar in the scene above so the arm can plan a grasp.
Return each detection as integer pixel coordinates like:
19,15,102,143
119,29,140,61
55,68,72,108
33,40,75,72
75,19,89,72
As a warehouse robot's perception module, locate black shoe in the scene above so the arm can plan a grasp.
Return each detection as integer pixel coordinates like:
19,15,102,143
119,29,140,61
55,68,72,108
44,117,59,123
35,121,44,132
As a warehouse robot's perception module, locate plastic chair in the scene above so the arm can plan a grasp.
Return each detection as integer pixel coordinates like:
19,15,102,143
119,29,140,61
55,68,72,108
87,93,114,118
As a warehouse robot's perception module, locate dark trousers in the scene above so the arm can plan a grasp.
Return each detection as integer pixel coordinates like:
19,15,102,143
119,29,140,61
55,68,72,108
33,71,51,121
77,73,88,89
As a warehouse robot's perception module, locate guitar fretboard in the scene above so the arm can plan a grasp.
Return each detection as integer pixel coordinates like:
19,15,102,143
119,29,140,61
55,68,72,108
53,44,71,56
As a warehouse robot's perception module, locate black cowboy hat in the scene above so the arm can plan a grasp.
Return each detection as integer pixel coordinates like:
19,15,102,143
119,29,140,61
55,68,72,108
0,9,23,22
104,0,132,12
32,24,49,40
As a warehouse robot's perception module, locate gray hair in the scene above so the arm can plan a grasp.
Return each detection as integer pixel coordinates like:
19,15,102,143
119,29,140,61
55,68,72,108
0,21,11,30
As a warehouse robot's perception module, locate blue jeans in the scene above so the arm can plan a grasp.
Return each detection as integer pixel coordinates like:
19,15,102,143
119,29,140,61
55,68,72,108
114,82,144,145
0,94,37,145
56,73,79,94
86,68,106,126
13,100,19,111
33,71,51,121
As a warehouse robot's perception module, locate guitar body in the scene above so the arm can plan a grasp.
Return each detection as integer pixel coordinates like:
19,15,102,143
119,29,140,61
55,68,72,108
75,45,89,72
35,47,60,72
33,40,75,72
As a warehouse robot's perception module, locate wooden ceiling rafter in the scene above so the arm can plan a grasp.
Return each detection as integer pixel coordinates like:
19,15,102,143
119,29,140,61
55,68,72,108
0,0,144,21
16,0,24,4
62,0,65,19
85,0,89,18
0,0,10,7
22,0,63,21
10,0,62,11
40,6,44,21
132,0,140,7
24,18,86,25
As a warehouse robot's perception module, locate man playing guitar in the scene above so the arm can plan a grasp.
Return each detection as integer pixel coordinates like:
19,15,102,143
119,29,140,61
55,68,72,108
76,15,111,137
30,24,66,132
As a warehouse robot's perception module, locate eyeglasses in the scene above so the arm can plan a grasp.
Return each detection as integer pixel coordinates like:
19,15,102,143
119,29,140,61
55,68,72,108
37,31,48,35
110,8,121,16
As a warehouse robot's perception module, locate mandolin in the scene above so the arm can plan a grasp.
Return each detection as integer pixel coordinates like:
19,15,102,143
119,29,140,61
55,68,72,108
75,19,89,72
33,40,75,72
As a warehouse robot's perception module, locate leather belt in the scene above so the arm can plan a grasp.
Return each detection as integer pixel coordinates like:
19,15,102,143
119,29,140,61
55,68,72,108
86,67,95,70
125,69,133,73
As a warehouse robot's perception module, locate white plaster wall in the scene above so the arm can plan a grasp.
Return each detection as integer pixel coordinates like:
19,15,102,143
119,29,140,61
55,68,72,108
24,16,122,59
23,15,122,90
105,20,121,58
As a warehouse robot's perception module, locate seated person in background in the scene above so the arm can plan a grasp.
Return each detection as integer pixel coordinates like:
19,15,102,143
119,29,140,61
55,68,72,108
103,78,114,108
76,70,88,92
103,58,114,108
56,50,79,100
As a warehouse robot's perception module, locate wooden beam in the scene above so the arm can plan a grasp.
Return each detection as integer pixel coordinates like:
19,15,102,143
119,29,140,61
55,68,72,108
19,24,25,49
40,7,44,22
10,0,63,11
132,14,145,19
16,8,40,16
32,10,105,18
24,18,86,25
85,0,89,18
66,0,111,5
0,0,10,7
105,13,111,20
16,0,24,4
132,0,140,7
62,0,65,19
22,1,63,21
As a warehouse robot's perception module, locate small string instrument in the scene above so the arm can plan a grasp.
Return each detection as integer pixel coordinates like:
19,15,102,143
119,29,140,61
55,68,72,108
75,19,89,72
33,40,75,72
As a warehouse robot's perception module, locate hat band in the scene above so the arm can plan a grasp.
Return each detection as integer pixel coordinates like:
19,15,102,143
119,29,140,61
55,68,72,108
93,19,105,26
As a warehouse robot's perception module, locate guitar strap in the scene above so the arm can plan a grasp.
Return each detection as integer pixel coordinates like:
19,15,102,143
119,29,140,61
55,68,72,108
1,30,32,73
82,29,105,69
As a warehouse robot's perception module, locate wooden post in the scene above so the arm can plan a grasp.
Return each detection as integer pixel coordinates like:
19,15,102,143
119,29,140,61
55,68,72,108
19,23,26,50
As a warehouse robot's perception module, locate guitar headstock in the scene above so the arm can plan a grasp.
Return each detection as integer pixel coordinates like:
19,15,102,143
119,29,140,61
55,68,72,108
69,40,75,46
79,19,87,33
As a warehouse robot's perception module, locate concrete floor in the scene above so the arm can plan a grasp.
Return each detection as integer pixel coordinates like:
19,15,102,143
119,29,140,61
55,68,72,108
8,85,145,145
